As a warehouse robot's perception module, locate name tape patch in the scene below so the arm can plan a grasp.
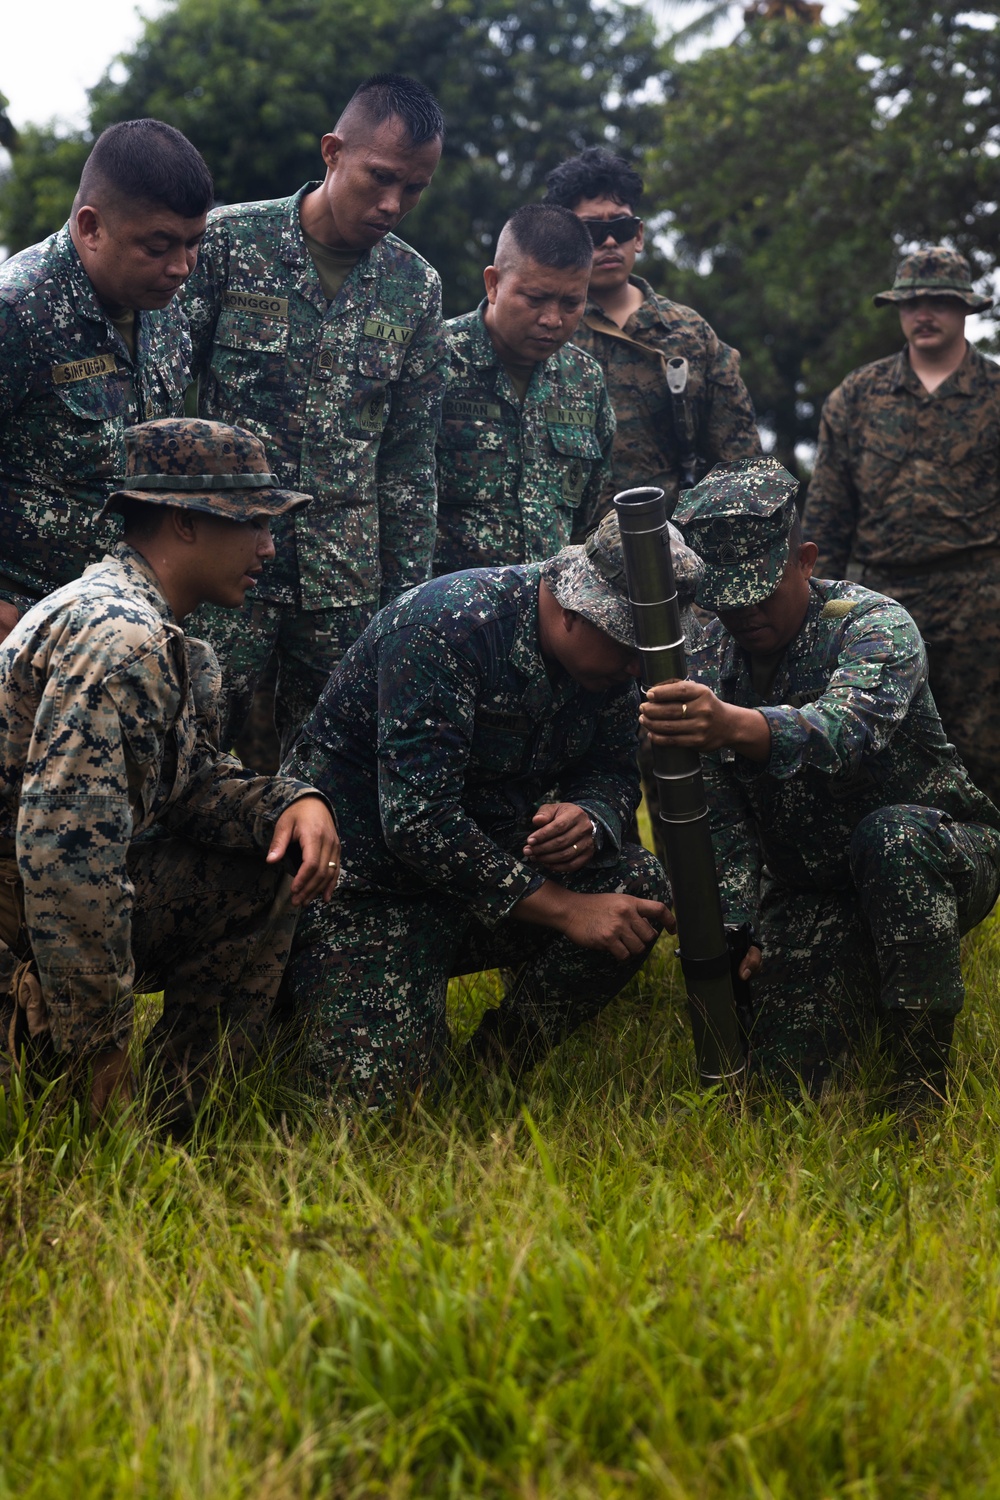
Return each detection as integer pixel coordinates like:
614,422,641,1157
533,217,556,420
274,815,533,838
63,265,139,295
443,398,502,422
223,290,289,320
363,317,414,346
545,404,596,428
52,353,117,385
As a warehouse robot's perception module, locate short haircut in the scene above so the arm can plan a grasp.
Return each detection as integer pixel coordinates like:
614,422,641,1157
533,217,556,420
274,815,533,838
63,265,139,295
337,73,445,147
118,497,168,543
77,119,214,219
544,148,645,214
499,204,595,273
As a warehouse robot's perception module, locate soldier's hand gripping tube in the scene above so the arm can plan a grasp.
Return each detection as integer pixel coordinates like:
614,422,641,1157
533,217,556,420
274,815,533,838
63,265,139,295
613,485,746,1085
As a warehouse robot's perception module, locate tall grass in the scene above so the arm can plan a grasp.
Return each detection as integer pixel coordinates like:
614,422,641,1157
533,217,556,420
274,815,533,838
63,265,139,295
2,913,1000,1498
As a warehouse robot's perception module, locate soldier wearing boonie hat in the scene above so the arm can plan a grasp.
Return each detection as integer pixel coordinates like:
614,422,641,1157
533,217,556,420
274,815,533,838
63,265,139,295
0,415,337,1132
643,452,1000,1121
99,417,312,523
805,245,1000,806
540,507,704,647
278,520,683,1106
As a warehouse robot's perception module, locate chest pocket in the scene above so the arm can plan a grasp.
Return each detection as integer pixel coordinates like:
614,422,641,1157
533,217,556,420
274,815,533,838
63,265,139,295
437,417,505,506
547,420,602,505
853,413,913,490
214,306,289,355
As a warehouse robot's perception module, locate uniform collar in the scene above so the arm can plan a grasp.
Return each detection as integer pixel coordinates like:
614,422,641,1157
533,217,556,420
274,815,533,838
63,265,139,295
53,223,132,333
280,183,378,282
511,564,596,711
716,578,831,700
892,342,980,398
586,273,661,327
103,542,182,629
465,300,562,404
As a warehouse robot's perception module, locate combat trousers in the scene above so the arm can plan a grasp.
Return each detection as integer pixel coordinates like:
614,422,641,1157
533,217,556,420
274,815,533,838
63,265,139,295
748,804,1000,1088
286,843,668,1107
852,559,1000,804
192,598,372,763
1,839,298,1123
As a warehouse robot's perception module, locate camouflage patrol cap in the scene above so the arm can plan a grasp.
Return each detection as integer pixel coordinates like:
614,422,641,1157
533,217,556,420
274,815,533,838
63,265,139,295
873,247,993,311
541,509,704,648
101,418,312,522
673,456,799,610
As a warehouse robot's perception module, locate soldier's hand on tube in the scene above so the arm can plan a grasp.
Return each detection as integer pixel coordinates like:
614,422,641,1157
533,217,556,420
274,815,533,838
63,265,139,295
516,881,675,959
267,795,340,905
640,681,771,761
0,601,19,646
523,802,596,872
561,892,674,959
740,945,763,981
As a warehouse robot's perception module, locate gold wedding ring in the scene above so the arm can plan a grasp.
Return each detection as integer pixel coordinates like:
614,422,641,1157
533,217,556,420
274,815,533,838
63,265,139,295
681,701,688,717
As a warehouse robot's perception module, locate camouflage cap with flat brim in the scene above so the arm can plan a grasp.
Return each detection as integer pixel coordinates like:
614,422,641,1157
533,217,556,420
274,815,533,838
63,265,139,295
873,246,993,311
100,418,313,522
541,509,704,649
673,456,799,611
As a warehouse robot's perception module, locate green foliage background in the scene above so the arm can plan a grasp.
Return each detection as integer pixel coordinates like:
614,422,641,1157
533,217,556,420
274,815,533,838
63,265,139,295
1,0,997,464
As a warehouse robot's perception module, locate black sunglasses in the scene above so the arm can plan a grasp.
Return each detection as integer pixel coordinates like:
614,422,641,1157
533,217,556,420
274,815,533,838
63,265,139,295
579,215,642,246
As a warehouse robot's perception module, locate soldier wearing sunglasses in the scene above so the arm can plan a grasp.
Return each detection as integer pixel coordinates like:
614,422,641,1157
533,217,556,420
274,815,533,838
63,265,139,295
544,148,761,520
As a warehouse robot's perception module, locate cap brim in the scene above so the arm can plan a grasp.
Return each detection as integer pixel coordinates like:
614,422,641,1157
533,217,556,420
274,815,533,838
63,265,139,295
696,551,786,612
99,487,313,523
873,288,993,310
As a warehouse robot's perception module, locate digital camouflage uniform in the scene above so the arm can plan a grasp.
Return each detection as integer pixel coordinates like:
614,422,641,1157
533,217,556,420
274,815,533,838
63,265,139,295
0,421,326,1119
570,275,761,517
283,553,667,1106
181,186,450,751
432,304,614,575
0,225,192,613
805,248,1000,803
676,458,1000,1089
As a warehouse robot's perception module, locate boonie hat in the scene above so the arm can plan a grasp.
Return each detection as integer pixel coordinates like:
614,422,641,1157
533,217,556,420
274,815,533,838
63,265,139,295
673,456,799,611
541,510,704,649
100,418,312,522
873,247,993,311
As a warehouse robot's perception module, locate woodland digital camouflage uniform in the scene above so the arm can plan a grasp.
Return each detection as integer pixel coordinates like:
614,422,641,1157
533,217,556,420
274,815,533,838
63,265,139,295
0,225,192,613
432,306,614,575
676,464,1000,1089
181,186,449,747
570,275,761,516
805,257,1000,804
0,542,321,1105
283,560,666,1105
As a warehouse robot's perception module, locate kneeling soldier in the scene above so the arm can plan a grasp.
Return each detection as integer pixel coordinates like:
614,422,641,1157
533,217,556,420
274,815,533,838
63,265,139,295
0,419,338,1126
284,513,686,1104
642,456,1000,1116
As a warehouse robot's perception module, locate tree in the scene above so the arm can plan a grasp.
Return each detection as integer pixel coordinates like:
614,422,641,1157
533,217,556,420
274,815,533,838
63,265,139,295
0,0,660,313
649,1,999,470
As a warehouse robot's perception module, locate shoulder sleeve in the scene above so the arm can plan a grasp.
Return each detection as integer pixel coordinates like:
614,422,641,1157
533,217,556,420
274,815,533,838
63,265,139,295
759,600,926,780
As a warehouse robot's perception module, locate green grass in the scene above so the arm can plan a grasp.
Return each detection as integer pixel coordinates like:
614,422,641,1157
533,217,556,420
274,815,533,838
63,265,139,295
4,912,1000,1498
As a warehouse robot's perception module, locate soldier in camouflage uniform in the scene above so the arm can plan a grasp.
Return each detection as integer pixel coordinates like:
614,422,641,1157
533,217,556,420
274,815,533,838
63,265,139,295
182,74,449,758
283,511,684,1106
0,419,338,1127
642,457,1000,1114
805,248,1000,803
544,148,761,518
0,119,213,641
433,204,614,576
